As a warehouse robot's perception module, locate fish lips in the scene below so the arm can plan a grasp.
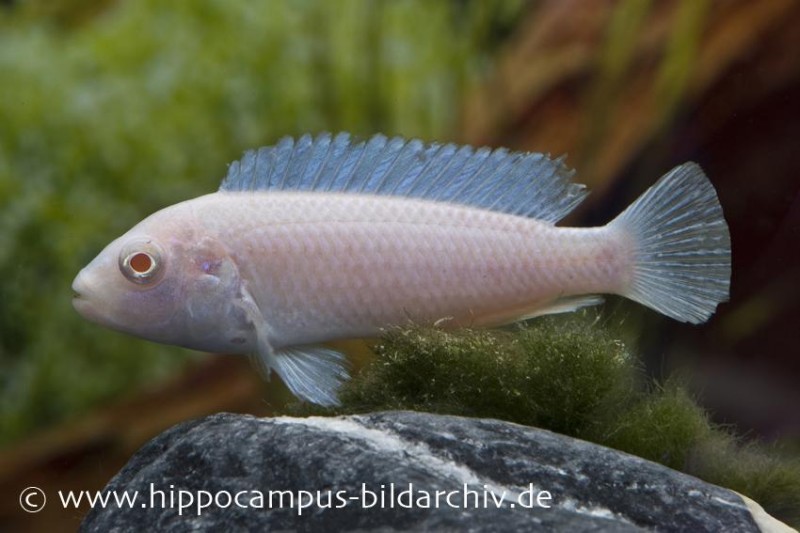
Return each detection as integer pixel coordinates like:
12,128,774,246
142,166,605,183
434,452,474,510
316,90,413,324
71,270,106,325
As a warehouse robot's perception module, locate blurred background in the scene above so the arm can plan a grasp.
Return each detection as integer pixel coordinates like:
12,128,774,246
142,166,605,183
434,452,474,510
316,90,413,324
1,0,798,529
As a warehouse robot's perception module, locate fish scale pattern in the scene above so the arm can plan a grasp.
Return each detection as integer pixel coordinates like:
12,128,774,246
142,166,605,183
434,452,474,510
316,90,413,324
195,193,620,347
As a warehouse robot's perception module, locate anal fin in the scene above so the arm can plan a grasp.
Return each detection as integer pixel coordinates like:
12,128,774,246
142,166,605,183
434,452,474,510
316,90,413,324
272,346,350,407
475,295,604,327
524,295,604,319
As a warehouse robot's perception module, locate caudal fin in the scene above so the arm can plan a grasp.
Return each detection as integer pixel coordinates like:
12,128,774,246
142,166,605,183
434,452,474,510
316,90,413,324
609,163,731,323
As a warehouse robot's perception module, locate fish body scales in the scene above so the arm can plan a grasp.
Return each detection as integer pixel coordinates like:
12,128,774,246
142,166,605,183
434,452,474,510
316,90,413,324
191,192,625,348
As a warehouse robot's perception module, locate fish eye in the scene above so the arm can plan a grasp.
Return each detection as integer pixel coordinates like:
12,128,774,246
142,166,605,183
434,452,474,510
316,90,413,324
119,240,165,285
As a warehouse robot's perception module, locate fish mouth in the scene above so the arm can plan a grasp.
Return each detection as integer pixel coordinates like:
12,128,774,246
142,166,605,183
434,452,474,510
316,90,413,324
71,273,86,301
72,291,89,309
71,271,98,320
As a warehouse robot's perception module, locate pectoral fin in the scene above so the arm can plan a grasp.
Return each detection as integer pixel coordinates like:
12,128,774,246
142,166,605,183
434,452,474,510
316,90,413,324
236,284,350,406
235,284,278,380
249,328,350,405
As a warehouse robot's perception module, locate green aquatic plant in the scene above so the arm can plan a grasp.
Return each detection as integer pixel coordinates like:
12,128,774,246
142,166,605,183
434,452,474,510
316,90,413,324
339,316,635,438
597,380,712,470
693,433,800,526
289,314,800,526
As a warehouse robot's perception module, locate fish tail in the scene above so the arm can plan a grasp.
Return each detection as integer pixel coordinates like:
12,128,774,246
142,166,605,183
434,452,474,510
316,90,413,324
608,163,731,323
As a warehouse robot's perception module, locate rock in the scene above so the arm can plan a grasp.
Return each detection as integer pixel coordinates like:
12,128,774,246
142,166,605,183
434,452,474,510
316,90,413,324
81,411,775,532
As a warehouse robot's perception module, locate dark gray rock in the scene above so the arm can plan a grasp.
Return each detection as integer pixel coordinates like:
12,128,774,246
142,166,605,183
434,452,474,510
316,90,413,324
81,411,766,532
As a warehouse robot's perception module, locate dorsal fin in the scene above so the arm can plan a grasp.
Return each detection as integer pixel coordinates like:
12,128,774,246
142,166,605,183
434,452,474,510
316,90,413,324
220,132,587,223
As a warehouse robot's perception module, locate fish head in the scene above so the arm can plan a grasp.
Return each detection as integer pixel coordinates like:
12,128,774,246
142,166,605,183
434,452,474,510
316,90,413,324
72,204,253,352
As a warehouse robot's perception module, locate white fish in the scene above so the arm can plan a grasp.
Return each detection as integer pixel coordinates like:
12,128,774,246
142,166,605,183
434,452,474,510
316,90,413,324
72,133,731,406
